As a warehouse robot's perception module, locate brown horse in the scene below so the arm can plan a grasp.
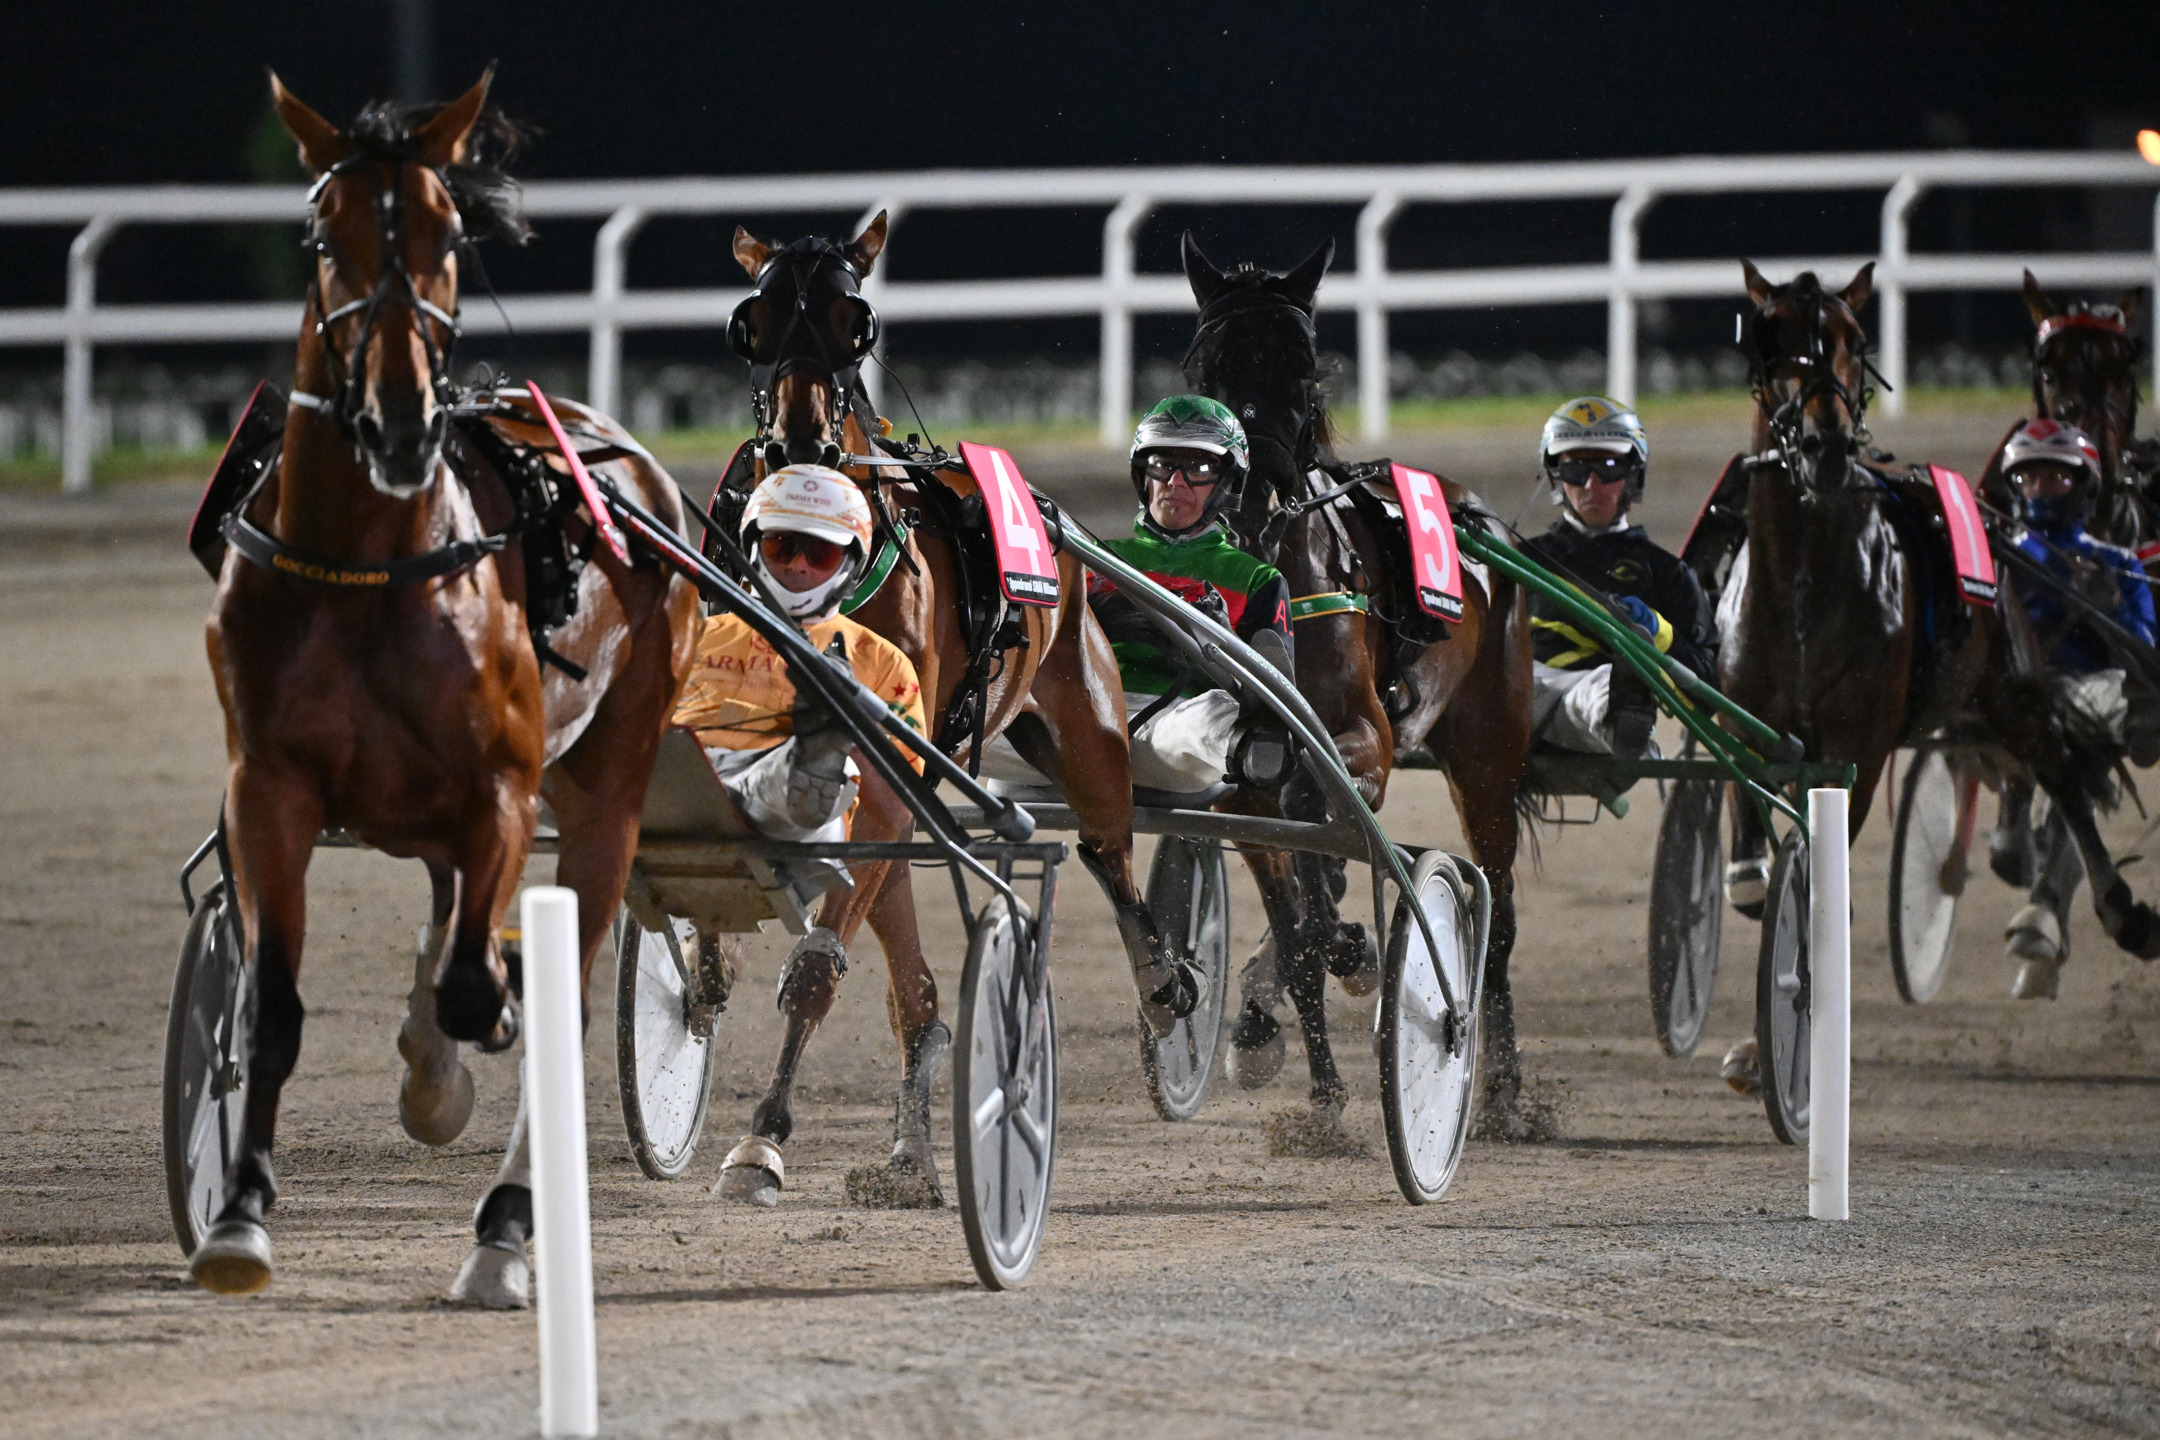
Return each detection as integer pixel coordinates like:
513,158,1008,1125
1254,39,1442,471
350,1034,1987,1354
191,73,700,1301
1717,262,2154,1026
1179,237,1539,1134
705,217,1156,1206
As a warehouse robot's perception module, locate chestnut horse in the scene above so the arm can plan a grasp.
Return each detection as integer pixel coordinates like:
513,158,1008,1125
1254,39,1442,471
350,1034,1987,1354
1179,237,1539,1134
192,74,699,1302
705,217,1154,1206
1718,262,2155,995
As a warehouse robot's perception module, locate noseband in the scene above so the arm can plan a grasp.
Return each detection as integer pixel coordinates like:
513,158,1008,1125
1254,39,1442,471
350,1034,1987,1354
729,236,880,446
299,156,465,439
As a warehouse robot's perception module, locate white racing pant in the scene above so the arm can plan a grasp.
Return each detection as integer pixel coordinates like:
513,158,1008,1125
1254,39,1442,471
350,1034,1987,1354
1531,661,1619,755
979,688,1244,795
707,742,857,844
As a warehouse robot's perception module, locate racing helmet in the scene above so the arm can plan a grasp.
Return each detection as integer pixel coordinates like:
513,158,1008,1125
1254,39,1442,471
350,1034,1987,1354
741,464,875,620
2002,418,2103,532
1129,394,1250,534
1540,396,1650,506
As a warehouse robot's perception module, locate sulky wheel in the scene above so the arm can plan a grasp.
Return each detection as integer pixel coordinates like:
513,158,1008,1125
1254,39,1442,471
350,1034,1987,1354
1755,825,1811,1146
1378,852,1482,1205
1648,776,1724,1057
615,907,719,1181
162,881,252,1257
954,895,1057,1290
1888,745,1977,1004
1137,835,1232,1121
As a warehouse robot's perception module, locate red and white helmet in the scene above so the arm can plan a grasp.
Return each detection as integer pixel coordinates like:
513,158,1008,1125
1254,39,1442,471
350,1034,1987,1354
2002,418,2102,482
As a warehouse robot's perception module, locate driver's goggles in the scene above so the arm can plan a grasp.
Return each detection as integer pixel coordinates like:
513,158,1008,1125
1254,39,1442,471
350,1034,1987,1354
1142,455,1225,487
1548,454,1642,487
759,532,848,574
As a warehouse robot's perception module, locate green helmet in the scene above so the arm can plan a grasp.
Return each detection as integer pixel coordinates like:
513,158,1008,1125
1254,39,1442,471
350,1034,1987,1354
1129,395,1250,532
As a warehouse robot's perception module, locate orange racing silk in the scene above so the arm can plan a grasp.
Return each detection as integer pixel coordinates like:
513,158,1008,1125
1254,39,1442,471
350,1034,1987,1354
671,612,926,770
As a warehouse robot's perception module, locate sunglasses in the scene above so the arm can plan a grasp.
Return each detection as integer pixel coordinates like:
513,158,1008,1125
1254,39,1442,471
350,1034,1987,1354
759,532,847,573
1142,455,1224,487
1549,454,1641,488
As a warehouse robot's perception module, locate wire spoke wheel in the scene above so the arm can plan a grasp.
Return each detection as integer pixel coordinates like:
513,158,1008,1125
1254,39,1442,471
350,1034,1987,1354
1379,852,1481,1204
1756,826,1811,1146
1137,836,1231,1121
1648,777,1724,1057
162,882,251,1256
954,897,1057,1290
615,908,717,1181
1889,746,1974,1004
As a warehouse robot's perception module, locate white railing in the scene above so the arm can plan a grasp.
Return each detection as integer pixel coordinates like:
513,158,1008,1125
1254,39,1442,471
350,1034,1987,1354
3,152,2155,492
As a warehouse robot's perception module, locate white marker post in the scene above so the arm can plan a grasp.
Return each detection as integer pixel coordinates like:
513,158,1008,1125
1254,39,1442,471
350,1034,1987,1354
1807,789,1851,1221
521,886,598,1437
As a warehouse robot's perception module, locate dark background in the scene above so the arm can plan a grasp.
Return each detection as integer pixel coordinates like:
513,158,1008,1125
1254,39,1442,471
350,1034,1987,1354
6,0,2158,367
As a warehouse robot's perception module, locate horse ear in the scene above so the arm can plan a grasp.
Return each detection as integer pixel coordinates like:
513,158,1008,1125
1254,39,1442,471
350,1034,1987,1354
734,228,773,278
1280,238,1335,306
1841,262,1874,314
1741,259,1772,307
413,68,493,168
268,71,347,176
1182,231,1227,305
2022,270,2059,326
846,210,888,275
2119,286,2144,329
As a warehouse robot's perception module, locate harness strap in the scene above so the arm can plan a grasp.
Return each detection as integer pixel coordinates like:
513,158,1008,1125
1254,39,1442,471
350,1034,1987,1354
839,516,911,615
1289,591,1368,622
220,511,514,589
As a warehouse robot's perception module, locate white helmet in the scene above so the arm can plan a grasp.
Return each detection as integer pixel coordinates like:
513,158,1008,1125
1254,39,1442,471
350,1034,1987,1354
1540,395,1649,508
741,464,874,620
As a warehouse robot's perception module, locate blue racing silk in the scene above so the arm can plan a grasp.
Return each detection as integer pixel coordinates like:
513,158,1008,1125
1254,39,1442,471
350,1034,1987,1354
2011,525,2157,674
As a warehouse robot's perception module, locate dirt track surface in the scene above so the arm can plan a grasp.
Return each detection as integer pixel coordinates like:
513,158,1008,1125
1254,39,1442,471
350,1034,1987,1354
4,422,2159,1438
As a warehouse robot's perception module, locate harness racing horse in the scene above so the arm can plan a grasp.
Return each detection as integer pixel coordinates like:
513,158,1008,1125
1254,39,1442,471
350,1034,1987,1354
1180,237,1540,1136
705,216,1156,1205
192,74,700,1301
1716,262,2158,1025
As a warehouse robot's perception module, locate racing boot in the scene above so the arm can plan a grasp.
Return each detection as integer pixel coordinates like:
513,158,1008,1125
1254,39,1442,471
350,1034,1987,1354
1604,660,1658,761
2005,903,2065,1000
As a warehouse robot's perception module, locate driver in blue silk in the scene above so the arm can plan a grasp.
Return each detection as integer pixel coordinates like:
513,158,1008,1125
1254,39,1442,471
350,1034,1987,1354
1995,419,2159,999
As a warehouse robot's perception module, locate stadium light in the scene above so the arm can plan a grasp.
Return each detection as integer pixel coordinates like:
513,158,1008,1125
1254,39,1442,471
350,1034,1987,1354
2139,129,2160,165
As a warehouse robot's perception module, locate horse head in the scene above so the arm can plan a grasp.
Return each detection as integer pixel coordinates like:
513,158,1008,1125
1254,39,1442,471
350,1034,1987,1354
1180,232,1335,528
2022,270,2143,483
730,214,886,470
272,70,528,498
1740,259,1875,490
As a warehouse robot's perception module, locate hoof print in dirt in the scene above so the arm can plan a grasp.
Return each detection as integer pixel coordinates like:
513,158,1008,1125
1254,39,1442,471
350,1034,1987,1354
844,1158,944,1210
1264,1104,1369,1159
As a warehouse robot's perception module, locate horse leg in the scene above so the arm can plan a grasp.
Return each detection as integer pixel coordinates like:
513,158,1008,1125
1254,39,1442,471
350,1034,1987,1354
1989,775,2039,888
1236,845,1345,1112
432,798,530,1052
1725,783,1771,918
189,771,319,1295
2007,800,2084,999
448,1083,534,1310
396,862,476,1146
716,921,848,1207
2053,786,2160,963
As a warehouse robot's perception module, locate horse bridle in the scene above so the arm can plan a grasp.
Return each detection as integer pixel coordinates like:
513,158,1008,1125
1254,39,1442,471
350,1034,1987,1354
298,155,465,440
2034,307,2140,455
1741,284,1880,485
1183,281,1323,486
729,236,880,451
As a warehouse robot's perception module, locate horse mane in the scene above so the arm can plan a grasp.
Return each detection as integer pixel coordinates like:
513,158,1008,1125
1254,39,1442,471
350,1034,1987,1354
343,99,535,247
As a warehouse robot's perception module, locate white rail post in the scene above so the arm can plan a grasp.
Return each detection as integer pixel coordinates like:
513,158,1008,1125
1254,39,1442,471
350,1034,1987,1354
1606,187,1654,407
1878,176,1923,419
1357,191,1406,444
62,215,118,495
1807,788,1851,1222
853,199,903,414
1099,194,1153,448
522,886,597,1438
588,205,648,420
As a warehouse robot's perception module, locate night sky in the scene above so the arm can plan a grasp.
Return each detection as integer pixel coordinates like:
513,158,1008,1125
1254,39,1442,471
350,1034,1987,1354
6,1,2158,360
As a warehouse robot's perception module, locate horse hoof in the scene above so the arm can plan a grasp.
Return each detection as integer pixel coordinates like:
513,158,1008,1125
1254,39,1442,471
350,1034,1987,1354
716,1136,785,1207
1720,1037,1762,1095
2004,904,2063,963
398,1058,476,1147
844,1156,944,1210
189,1219,274,1295
1332,925,1381,998
448,1242,530,1310
436,973,520,1052
2011,958,2062,1001
1227,1027,1286,1090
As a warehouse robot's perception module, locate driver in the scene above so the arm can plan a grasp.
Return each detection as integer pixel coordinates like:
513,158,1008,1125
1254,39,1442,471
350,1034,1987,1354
1518,397,1716,760
670,465,927,844
1996,419,2159,998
